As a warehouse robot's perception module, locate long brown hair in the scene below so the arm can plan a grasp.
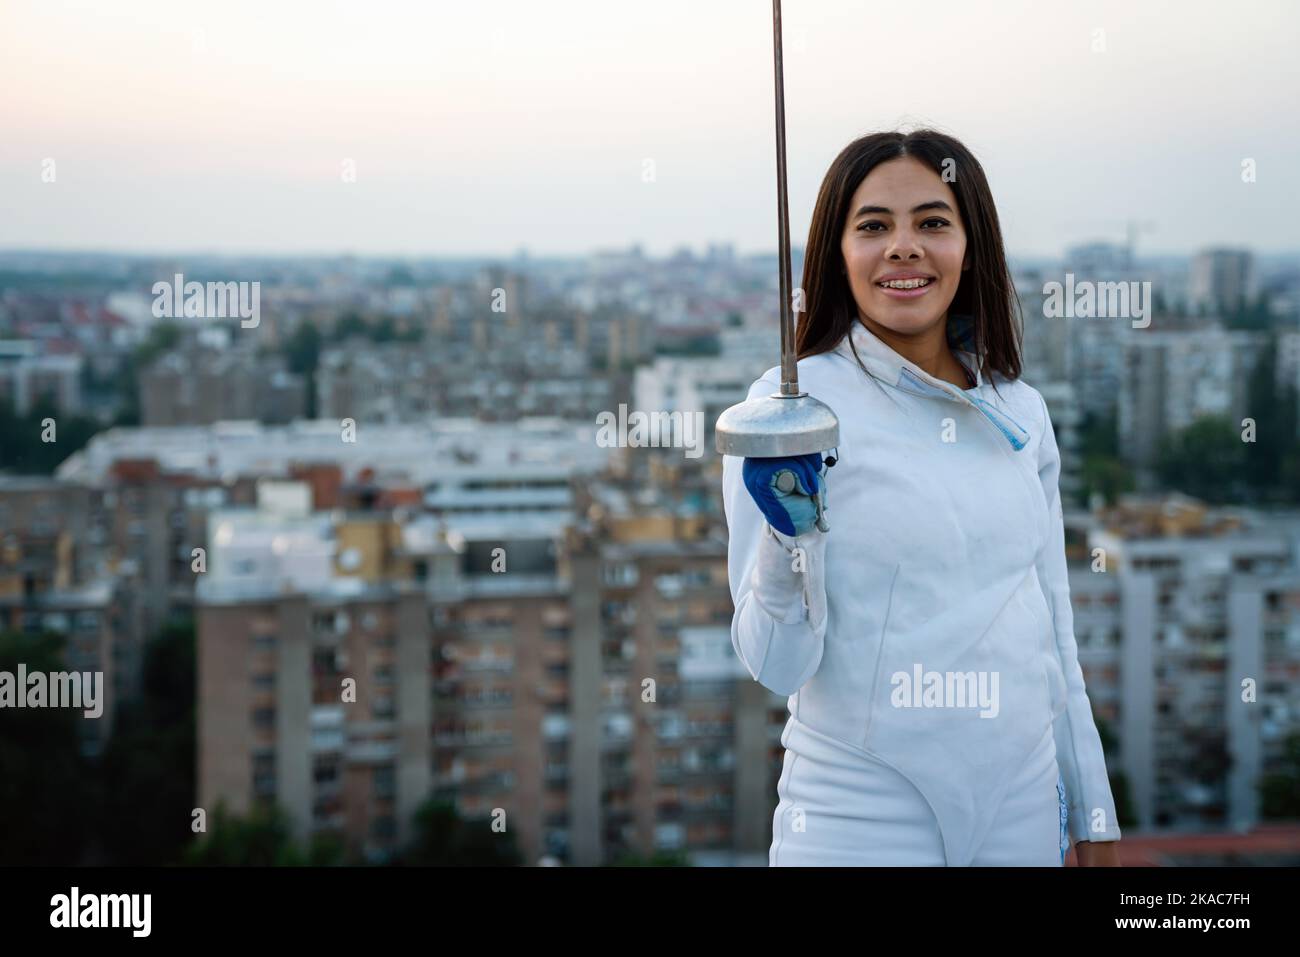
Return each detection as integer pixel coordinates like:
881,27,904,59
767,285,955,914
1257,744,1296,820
796,129,1023,389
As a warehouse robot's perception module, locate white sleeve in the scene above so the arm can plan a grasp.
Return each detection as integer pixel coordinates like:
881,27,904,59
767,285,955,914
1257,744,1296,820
1034,390,1122,844
721,377,830,697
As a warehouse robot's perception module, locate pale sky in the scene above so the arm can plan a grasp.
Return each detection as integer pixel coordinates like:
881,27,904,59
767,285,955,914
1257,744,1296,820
2,0,1297,259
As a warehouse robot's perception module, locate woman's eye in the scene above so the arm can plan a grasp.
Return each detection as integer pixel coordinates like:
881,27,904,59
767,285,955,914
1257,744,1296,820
856,218,950,232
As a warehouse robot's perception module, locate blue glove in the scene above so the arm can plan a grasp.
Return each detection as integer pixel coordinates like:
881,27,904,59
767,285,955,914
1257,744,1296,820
742,452,829,537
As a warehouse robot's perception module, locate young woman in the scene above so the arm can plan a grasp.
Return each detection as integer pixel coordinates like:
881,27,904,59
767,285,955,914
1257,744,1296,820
722,129,1122,866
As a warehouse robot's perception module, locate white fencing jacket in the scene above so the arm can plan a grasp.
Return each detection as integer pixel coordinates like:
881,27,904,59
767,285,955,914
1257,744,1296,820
722,317,1122,864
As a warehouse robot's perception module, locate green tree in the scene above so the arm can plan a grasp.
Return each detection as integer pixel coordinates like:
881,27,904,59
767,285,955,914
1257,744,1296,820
371,315,398,342
110,320,185,426
135,320,184,367
1150,288,1169,317
0,395,101,474
95,618,197,865
282,320,323,418
1259,731,1300,820
1156,415,1247,503
1222,293,1273,331
331,312,369,342
386,265,417,286
656,335,720,357
1240,336,1299,501
184,800,308,866
1077,409,1134,507
395,797,524,865
609,849,692,866
306,832,350,866
0,630,95,865
1282,443,1300,505
283,320,322,377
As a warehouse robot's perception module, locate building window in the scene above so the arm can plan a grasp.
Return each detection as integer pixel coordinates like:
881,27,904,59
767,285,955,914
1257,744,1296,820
252,707,276,730
374,765,396,799
253,753,275,797
313,648,341,673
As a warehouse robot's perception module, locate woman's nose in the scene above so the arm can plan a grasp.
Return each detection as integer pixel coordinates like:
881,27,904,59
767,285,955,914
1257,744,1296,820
885,233,925,260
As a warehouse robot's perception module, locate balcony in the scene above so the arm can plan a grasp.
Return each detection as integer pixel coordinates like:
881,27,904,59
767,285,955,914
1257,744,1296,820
433,730,513,748
347,740,399,763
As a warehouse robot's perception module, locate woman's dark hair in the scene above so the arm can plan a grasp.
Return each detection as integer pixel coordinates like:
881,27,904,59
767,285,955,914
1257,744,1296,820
796,129,1022,389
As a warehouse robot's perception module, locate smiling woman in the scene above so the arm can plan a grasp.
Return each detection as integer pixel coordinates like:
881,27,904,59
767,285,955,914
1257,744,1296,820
723,128,1123,867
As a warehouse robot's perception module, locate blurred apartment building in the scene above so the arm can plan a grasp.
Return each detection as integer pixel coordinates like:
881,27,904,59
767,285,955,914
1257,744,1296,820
316,344,615,423
1022,285,1300,491
0,294,142,424
192,449,764,865
1118,325,1294,474
139,346,307,426
195,483,437,862
314,302,647,424
0,339,82,416
54,418,610,631
1190,248,1258,315
633,354,770,462
1018,241,1158,422
0,475,145,754
49,415,609,863
1066,494,1300,832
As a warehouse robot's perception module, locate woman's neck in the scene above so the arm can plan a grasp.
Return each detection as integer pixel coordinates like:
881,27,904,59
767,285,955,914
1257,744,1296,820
858,314,973,389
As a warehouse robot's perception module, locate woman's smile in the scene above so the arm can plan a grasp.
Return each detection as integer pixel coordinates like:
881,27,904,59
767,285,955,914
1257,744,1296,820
875,276,937,300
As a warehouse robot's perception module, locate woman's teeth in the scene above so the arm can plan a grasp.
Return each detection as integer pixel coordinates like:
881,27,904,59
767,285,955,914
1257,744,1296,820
877,278,933,289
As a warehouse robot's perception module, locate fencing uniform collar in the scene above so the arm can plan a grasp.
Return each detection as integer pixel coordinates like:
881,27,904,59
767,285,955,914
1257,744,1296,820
832,313,1032,452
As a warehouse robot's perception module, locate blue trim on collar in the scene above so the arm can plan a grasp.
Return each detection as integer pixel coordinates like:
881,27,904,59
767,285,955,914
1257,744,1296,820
897,366,1030,451
969,395,1030,450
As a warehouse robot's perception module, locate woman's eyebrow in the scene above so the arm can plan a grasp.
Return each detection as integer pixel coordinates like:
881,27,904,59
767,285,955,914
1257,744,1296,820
852,200,954,216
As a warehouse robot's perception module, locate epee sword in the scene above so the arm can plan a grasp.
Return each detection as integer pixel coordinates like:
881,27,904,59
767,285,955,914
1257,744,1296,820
714,0,840,524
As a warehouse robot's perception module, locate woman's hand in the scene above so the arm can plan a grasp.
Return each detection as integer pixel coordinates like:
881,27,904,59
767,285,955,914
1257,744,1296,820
1073,841,1122,866
742,452,829,537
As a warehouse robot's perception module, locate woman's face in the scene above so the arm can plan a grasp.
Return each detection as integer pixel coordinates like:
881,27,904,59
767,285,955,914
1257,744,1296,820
839,156,969,337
